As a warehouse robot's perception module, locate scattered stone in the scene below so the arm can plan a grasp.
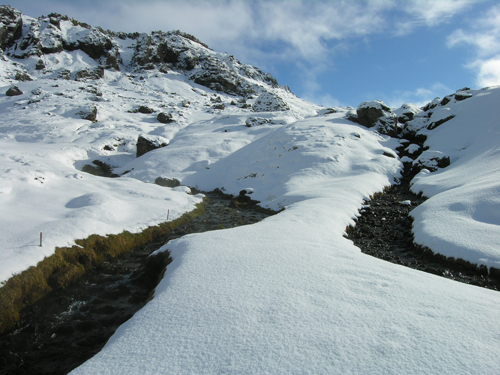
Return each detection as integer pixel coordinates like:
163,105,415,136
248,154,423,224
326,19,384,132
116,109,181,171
5,85,22,96
213,103,225,110
14,71,32,81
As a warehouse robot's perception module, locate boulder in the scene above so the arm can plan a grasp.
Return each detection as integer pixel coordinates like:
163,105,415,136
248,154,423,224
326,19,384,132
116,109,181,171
79,106,98,122
35,59,46,70
155,177,181,188
6,85,22,96
356,100,398,136
75,67,105,81
245,117,272,127
252,92,290,112
157,112,174,123
136,134,169,157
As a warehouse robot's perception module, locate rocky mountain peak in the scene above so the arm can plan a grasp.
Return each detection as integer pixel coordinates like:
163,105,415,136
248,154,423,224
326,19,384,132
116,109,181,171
0,6,280,97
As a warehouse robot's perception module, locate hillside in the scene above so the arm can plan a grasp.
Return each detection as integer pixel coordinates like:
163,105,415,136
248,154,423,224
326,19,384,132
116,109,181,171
1,6,500,374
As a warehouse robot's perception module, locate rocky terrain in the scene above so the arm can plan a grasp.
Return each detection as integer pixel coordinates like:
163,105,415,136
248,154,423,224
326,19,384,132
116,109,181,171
1,5,500,374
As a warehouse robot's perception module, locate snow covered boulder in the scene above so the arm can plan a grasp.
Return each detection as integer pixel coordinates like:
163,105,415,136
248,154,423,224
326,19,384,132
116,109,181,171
78,106,98,122
413,150,450,173
136,134,169,157
252,92,290,112
245,117,272,127
356,100,398,136
5,85,22,96
394,103,421,123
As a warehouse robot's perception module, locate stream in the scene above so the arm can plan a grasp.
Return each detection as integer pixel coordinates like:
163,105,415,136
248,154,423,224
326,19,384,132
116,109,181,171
0,190,275,375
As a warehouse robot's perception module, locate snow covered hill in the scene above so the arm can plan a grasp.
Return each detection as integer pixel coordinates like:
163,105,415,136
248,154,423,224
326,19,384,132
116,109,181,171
1,6,500,374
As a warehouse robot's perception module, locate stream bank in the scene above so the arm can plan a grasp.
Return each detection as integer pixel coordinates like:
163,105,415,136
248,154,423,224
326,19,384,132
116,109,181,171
347,143,500,291
0,190,276,375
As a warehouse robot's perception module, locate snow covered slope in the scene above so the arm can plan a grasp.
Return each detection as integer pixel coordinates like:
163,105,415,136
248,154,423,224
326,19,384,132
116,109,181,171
1,6,500,374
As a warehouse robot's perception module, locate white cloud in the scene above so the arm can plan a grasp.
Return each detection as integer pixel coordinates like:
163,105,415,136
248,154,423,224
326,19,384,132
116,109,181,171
395,0,482,36
447,4,500,87
381,83,452,109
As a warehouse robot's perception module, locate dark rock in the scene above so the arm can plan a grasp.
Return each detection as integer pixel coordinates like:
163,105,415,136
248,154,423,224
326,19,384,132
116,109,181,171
35,58,45,70
427,115,455,130
6,85,22,96
213,103,225,110
75,67,105,81
136,105,155,114
136,135,168,157
356,100,397,136
79,106,98,122
155,177,181,188
58,69,71,80
82,160,118,177
15,71,32,81
455,92,472,101
0,5,23,50
157,112,174,123
440,96,453,106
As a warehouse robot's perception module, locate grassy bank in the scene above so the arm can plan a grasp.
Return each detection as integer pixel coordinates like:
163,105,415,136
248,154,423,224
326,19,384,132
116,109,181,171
0,203,205,334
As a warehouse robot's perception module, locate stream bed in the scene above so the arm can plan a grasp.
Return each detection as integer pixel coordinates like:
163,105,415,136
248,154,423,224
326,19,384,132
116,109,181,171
0,190,275,375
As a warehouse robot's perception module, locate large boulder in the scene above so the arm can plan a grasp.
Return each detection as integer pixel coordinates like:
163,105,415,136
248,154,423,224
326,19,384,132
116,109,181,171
136,134,169,157
252,92,290,112
356,100,398,136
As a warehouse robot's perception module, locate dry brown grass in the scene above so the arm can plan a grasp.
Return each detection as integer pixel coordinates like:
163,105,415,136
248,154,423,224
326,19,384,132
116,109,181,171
0,203,204,334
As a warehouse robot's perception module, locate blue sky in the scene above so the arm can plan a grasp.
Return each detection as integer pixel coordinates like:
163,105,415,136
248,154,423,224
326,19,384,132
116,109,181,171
4,0,500,108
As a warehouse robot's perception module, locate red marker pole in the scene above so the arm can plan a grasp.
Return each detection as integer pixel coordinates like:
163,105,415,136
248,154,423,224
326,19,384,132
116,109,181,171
40,232,43,247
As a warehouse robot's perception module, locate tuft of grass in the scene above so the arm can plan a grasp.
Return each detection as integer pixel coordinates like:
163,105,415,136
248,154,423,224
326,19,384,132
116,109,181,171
0,202,205,334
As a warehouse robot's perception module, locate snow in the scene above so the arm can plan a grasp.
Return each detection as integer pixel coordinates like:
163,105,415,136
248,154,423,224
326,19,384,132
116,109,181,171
410,86,500,268
0,13,499,374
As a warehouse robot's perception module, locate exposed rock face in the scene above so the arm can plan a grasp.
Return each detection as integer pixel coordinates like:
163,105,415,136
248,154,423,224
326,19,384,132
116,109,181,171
0,7,281,98
356,100,397,136
252,92,290,112
0,5,23,50
136,135,169,157
6,85,22,96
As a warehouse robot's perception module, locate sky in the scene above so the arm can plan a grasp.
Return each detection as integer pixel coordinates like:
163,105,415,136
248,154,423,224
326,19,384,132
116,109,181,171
3,0,500,108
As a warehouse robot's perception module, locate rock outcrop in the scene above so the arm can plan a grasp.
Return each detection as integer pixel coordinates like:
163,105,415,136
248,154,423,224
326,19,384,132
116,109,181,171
356,100,398,136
